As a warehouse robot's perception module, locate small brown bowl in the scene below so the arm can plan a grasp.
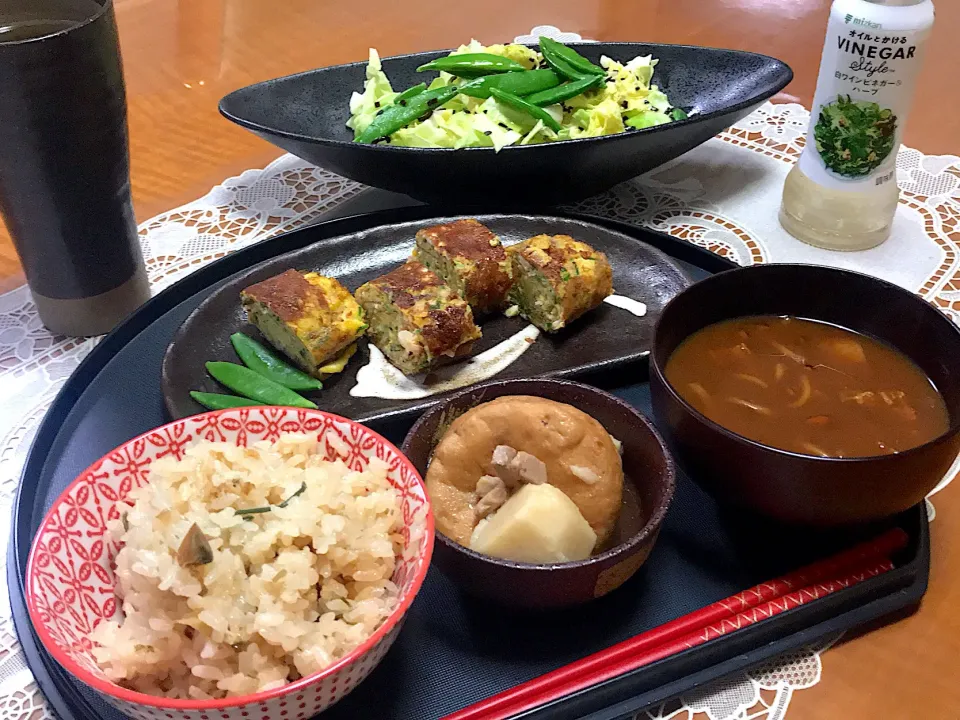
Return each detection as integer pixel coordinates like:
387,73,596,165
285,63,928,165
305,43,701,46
650,263,960,526
401,378,676,609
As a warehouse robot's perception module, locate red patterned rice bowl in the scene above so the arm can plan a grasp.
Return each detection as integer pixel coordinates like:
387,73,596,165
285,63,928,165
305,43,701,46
25,407,433,720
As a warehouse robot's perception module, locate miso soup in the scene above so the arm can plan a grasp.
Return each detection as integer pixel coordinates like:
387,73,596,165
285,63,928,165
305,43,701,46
665,316,949,458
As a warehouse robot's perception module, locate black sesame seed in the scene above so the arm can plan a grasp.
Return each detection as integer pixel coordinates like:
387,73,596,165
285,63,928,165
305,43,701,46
621,100,629,109
498,122,509,129
374,101,380,108
483,130,492,135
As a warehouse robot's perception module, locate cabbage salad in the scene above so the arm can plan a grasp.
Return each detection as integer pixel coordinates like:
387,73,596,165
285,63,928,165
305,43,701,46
346,40,681,150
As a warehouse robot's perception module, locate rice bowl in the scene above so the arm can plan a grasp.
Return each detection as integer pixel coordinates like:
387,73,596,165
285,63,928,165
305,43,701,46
92,434,404,698
26,408,433,719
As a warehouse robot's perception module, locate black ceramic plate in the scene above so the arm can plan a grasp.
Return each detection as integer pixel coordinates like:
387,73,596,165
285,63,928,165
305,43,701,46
162,214,690,423
219,43,792,204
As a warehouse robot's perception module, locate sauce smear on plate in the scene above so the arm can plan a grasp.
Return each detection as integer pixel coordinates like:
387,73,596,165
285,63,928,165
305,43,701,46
665,316,949,457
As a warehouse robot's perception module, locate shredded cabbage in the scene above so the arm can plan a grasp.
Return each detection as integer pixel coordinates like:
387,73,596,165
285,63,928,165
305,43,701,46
347,41,681,150
346,49,397,135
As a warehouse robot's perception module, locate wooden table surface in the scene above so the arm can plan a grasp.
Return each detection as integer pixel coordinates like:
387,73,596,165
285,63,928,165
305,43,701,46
8,1,960,716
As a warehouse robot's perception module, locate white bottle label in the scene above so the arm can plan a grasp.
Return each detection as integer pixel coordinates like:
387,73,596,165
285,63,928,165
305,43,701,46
798,0,934,191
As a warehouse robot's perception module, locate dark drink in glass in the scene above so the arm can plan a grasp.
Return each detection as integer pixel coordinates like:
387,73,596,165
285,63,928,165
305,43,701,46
0,0,150,336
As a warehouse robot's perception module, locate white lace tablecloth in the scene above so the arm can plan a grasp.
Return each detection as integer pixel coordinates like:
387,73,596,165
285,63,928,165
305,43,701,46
2,25,960,720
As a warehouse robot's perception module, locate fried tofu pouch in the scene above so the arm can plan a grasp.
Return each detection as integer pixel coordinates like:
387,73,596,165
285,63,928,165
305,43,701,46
354,261,482,375
240,269,366,375
413,218,513,315
426,396,624,547
508,234,613,332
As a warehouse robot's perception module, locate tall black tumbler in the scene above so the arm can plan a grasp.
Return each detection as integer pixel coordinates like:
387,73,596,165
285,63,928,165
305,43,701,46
0,0,149,336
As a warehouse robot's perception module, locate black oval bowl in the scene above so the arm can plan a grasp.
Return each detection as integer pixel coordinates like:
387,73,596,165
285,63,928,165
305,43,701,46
649,264,960,526
401,378,676,609
219,43,792,205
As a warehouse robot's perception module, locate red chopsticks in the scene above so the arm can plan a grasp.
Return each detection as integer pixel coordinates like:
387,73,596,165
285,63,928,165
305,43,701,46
443,527,908,720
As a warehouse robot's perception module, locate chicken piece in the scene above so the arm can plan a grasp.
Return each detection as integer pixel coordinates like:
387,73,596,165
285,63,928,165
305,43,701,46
474,475,508,520
490,445,519,487
511,451,548,485
491,447,549,487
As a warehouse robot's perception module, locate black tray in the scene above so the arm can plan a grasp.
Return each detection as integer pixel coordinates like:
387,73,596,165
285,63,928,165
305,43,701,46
9,206,929,720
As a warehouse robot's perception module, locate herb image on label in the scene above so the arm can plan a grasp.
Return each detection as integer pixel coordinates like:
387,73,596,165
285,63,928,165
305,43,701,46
814,94,897,177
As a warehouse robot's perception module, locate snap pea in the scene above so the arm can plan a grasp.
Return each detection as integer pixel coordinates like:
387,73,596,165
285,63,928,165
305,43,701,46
524,74,606,107
355,84,459,144
417,53,527,77
539,48,596,82
205,362,318,409
458,69,560,99
355,80,481,144
539,36,604,77
670,107,689,121
394,83,426,102
189,391,265,411
230,332,322,391
489,87,562,132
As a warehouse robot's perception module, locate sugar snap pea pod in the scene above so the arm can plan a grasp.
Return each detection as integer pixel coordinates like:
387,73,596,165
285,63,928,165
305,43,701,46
489,87,562,132
205,362,318,408
524,74,606,107
417,53,527,76
539,36,604,77
670,107,689,121
394,83,427,103
190,391,265,411
355,80,484,144
230,332,322,391
539,49,592,82
458,69,560,99
354,84,461,144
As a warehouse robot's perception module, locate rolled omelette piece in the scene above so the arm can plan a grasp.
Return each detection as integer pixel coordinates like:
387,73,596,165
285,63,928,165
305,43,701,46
240,269,367,374
508,234,613,332
413,218,513,315
354,261,482,375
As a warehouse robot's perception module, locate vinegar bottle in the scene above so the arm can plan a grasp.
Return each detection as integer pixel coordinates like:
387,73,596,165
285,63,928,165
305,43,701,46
779,0,934,251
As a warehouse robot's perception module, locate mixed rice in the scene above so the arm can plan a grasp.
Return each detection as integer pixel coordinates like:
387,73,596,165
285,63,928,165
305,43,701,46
91,434,404,699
